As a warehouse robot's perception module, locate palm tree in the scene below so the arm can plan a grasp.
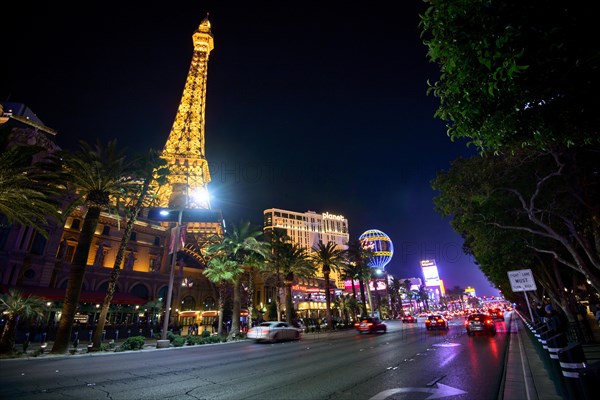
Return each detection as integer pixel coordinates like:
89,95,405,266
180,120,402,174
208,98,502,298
389,276,402,318
207,221,269,340
51,139,135,354
203,256,242,336
311,240,345,329
0,289,47,354
242,253,269,329
402,279,413,314
343,239,372,317
90,150,168,351
418,285,430,312
0,137,64,239
270,240,315,325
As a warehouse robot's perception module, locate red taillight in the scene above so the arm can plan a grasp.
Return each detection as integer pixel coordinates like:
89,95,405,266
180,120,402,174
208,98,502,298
425,320,430,324
354,322,360,327
437,319,444,323
367,323,373,327
485,319,493,325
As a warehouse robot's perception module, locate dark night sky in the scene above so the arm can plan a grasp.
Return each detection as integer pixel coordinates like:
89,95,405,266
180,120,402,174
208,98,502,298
2,1,500,297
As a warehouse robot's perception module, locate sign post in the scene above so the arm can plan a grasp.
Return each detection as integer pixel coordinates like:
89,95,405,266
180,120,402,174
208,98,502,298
507,269,537,321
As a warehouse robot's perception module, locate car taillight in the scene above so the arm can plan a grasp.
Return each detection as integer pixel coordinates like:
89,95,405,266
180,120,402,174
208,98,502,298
367,323,373,326
437,319,444,323
485,319,493,325
354,322,360,327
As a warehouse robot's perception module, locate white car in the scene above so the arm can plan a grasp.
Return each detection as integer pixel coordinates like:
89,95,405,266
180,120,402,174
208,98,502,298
246,321,302,343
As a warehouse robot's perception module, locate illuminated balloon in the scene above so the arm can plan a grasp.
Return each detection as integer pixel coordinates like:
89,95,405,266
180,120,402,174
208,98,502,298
359,229,393,270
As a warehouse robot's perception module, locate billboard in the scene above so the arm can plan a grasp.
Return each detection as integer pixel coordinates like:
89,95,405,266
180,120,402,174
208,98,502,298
420,259,441,287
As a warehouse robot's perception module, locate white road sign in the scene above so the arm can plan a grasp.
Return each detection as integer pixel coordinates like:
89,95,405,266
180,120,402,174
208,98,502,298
507,269,537,292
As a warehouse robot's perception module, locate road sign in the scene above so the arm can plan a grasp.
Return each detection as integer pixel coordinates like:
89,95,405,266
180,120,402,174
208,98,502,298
507,269,537,292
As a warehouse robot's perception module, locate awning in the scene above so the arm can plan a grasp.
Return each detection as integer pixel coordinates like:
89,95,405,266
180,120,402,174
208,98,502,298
3,285,148,305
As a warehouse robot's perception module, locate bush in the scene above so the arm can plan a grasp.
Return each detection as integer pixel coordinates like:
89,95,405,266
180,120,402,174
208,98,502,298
171,336,186,347
185,333,224,345
116,336,146,352
166,331,177,342
201,330,211,338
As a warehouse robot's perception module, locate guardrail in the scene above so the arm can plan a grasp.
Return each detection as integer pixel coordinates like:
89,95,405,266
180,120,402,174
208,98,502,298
519,312,600,399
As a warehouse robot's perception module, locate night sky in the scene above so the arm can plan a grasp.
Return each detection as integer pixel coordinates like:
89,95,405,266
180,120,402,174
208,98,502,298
2,2,500,297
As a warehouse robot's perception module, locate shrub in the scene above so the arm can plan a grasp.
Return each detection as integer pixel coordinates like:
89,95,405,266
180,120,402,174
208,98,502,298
171,336,185,347
201,330,211,338
116,336,146,352
166,331,177,342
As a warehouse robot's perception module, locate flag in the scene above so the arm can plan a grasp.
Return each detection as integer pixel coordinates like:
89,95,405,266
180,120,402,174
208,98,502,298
169,224,188,254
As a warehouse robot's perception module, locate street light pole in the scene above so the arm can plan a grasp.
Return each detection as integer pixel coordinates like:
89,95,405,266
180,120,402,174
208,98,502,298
161,208,183,340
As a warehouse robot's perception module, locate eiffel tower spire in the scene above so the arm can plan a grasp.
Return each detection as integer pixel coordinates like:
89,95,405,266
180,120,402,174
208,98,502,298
160,15,214,209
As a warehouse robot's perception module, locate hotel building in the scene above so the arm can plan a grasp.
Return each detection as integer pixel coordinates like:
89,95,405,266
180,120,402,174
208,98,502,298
263,208,349,318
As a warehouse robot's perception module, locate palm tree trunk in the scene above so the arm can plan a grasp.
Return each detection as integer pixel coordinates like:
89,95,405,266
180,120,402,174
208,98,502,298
91,175,150,351
324,270,332,328
285,283,293,325
0,315,18,354
246,271,255,328
217,286,225,336
228,279,241,340
365,278,375,317
359,279,368,317
51,207,101,354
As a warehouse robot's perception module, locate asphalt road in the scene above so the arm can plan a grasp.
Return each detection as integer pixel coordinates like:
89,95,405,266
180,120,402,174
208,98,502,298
0,317,510,400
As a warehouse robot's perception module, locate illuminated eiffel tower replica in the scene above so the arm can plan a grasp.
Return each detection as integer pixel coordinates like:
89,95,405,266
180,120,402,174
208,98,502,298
156,15,224,239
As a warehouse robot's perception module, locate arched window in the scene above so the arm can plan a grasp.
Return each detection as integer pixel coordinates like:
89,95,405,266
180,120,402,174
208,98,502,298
130,284,149,300
157,286,168,306
204,297,215,310
181,296,195,310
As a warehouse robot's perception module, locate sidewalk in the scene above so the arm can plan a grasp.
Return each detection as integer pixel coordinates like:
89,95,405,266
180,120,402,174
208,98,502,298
501,314,562,400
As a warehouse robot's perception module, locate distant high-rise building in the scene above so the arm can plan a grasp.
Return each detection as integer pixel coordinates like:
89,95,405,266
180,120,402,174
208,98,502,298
263,208,349,250
263,208,349,315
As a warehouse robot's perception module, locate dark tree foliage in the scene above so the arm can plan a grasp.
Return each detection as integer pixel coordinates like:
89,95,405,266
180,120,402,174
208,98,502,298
421,0,600,151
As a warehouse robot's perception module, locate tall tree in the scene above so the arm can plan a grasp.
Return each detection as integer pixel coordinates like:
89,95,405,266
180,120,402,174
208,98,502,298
51,139,134,354
421,1,599,151
402,280,413,314
269,239,315,325
311,241,345,329
207,221,269,340
203,256,241,336
432,149,600,293
90,150,168,351
0,289,46,354
344,239,374,317
0,130,64,238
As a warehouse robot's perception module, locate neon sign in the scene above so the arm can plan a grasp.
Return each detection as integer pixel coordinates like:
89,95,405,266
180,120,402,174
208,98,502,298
322,212,345,221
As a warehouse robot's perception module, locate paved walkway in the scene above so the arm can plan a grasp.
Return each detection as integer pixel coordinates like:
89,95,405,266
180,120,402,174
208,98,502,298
501,310,600,400
501,313,563,400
